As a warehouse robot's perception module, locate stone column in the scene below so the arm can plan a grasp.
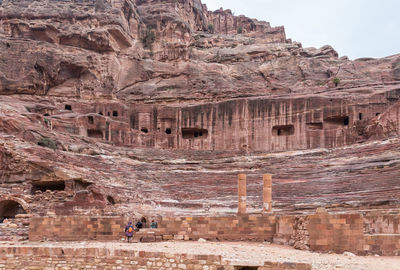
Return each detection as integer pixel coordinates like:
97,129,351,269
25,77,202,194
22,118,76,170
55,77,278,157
263,174,272,213
238,174,247,214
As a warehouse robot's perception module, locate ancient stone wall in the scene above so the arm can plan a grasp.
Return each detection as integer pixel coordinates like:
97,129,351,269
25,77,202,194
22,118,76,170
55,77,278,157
273,215,296,245
0,195,30,241
0,246,223,270
307,213,364,254
29,215,278,242
26,212,400,256
29,216,126,241
363,211,400,234
361,211,400,255
0,215,29,241
289,216,309,250
0,244,312,270
158,215,277,241
364,234,400,256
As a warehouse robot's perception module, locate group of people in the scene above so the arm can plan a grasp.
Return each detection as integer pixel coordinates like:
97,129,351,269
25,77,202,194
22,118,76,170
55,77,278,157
124,217,158,243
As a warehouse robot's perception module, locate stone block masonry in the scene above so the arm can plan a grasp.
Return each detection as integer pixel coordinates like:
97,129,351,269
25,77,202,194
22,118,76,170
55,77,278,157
28,212,400,256
158,215,277,242
29,215,278,242
238,174,247,214
363,234,400,256
29,216,126,241
263,174,272,213
363,211,400,234
307,213,364,253
0,245,312,270
361,211,400,255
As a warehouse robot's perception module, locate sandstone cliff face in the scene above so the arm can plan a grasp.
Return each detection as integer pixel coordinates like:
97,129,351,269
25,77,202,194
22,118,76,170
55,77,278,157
1,0,400,218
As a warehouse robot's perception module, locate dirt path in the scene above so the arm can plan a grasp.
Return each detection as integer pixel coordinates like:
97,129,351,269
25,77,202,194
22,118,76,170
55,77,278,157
1,241,399,270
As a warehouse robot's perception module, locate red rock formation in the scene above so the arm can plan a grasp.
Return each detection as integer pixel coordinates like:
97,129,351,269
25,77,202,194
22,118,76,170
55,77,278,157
0,0,400,220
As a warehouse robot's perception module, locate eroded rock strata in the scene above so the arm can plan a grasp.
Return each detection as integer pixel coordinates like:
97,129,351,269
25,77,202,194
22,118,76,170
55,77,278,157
1,0,400,228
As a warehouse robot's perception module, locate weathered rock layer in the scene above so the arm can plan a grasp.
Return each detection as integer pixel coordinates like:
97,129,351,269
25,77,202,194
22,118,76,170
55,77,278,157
1,0,400,219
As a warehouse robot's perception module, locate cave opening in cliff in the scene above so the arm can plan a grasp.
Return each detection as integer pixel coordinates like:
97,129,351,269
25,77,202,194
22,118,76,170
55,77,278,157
65,104,72,110
88,129,103,138
324,116,349,127
113,111,118,117
74,179,92,191
31,181,66,194
376,112,381,116
272,125,294,136
182,128,208,139
107,196,116,205
359,113,363,120
234,267,258,270
165,128,172,134
306,122,323,130
141,128,148,133
88,116,94,124
0,200,27,220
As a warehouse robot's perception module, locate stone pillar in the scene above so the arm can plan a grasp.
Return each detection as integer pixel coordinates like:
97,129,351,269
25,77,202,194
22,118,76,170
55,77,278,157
238,174,247,214
263,174,272,213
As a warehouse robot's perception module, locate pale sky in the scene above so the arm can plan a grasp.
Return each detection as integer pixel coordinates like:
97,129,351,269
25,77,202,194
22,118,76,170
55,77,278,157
202,0,400,59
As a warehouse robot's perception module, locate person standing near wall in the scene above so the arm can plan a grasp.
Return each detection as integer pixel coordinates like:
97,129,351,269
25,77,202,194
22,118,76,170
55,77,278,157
125,221,134,243
140,216,147,228
135,220,143,230
150,220,158,228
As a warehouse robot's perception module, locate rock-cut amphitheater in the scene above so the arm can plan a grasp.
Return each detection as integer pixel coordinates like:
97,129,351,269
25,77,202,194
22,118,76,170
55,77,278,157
0,0,400,269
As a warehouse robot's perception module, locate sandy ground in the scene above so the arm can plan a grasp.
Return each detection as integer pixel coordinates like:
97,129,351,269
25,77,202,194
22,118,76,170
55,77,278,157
1,241,399,270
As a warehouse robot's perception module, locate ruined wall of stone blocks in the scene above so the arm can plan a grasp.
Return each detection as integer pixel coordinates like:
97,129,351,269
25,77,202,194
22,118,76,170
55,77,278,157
363,235,400,256
28,213,400,256
363,212,400,234
158,215,277,241
272,215,296,245
0,245,312,270
29,216,126,241
29,215,279,242
361,212,400,256
0,215,29,241
290,216,310,250
0,246,224,270
307,213,364,254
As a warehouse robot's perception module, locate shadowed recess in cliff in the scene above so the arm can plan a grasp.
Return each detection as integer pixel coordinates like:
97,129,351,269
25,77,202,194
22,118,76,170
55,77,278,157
324,116,349,128
31,181,66,194
272,125,294,136
0,200,26,219
306,122,323,130
182,128,208,139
